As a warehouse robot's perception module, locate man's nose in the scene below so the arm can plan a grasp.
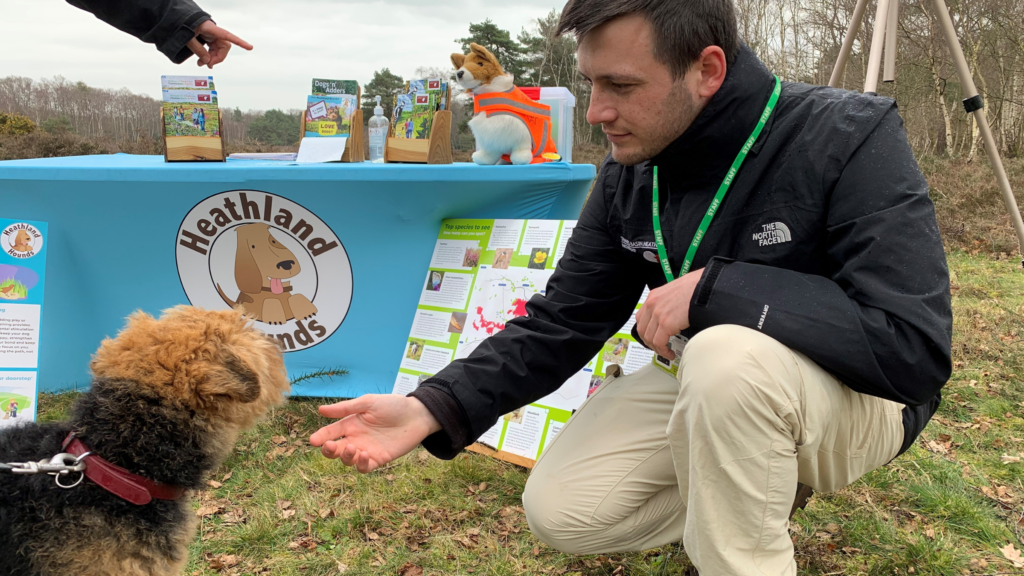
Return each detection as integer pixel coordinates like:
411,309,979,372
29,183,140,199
586,93,617,126
457,70,464,79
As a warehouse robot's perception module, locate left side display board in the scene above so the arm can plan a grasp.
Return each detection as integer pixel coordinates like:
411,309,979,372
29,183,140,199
392,218,654,467
0,218,47,426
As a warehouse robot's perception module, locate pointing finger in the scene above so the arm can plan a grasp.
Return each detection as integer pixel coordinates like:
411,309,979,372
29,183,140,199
220,30,253,50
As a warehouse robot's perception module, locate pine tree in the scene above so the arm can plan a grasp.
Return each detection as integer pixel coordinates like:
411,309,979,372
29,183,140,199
458,20,527,81
361,68,405,125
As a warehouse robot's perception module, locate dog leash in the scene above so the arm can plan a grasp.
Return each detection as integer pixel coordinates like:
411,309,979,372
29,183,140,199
1,445,90,489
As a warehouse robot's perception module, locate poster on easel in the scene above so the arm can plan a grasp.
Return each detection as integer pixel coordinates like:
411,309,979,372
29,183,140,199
0,218,48,427
391,218,652,467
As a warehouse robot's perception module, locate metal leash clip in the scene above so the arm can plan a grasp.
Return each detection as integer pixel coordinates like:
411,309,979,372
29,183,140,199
9,452,90,489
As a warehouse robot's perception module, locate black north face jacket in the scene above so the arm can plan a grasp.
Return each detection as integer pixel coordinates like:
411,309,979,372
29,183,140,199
412,45,953,460
66,0,212,63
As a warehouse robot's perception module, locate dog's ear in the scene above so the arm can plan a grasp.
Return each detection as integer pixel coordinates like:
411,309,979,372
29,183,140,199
234,230,263,294
199,350,261,404
470,43,501,67
451,53,466,69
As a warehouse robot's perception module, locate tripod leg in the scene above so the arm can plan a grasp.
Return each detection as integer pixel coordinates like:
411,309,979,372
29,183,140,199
829,0,871,88
883,0,898,82
931,0,1024,265
864,0,892,93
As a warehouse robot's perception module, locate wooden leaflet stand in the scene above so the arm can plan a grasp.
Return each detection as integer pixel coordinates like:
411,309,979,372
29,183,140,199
466,442,536,469
384,88,452,164
298,87,365,162
163,109,226,162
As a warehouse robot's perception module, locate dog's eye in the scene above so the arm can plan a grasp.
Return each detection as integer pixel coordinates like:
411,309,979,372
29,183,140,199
251,245,255,249
477,62,484,66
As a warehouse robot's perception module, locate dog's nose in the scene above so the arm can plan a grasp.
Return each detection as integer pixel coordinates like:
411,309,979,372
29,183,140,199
457,70,464,79
276,260,295,271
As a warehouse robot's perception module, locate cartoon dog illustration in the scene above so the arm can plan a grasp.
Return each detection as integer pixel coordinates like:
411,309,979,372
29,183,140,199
216,223,318,325
11,230,32,253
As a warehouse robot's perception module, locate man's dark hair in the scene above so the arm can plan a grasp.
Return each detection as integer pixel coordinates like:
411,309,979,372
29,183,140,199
557,0,740,77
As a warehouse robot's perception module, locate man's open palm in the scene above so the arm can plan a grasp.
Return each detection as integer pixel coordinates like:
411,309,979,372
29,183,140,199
310,395,440,473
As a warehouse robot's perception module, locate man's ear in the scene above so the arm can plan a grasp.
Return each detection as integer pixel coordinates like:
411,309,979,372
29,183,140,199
451,53,466,69
694,45,728,102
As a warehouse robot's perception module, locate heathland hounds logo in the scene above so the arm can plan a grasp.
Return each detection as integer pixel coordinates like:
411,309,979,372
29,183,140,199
753,222,792,247
2,223,43,259
176,191,353,352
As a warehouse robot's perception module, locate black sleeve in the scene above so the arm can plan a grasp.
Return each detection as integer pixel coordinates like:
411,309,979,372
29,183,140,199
688,105,952,406
65,0,212,63
413,162,647,458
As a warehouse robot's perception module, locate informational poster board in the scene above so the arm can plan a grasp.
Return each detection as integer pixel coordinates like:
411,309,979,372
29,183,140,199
0,218,47,427
392,218,652,467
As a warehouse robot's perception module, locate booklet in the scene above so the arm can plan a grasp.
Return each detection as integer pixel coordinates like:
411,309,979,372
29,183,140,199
391,219,653,465
161,90,219,138
312,78,359,97
392,91,433,139
305,94,357,137
0,218,48,428
161,75,215,90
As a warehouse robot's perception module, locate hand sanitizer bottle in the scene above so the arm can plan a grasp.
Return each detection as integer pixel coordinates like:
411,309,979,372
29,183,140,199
368,96,388,163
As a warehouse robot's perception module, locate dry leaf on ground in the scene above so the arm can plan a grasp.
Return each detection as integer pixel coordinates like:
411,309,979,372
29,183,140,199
1001,543,1024,568
398,563,424,576
208,554,240,571
196,504,224,518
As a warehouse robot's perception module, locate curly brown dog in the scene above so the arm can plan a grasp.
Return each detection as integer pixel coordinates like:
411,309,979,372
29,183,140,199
0,305,290,576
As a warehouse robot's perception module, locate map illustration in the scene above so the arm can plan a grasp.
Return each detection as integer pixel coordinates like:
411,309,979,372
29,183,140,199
455,268,553,360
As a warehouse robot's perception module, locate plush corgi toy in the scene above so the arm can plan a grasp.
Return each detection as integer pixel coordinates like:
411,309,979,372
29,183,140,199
451,43,560,165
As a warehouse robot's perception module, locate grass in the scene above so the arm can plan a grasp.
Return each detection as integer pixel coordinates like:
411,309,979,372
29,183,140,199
33,250,1024,576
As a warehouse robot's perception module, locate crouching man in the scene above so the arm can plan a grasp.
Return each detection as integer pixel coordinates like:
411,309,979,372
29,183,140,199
311,0,952,573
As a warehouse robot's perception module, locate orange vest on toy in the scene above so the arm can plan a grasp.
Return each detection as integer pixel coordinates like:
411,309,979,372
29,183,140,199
474,87,560,164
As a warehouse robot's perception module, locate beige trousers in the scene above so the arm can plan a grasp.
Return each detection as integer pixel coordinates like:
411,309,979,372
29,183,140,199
523,325,905,576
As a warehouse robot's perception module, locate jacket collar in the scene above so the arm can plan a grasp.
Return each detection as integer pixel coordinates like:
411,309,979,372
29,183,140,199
645,44,777,187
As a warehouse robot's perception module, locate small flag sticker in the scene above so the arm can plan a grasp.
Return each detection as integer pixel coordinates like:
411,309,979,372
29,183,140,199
195,79,208,87
198,94,211,102
415,94,430,105
427,79,441,90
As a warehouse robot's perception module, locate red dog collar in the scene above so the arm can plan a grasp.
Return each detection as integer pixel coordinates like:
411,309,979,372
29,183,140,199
62,433,186,505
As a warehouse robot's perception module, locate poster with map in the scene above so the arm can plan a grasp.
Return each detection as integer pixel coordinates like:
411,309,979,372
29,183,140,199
392,218,652,467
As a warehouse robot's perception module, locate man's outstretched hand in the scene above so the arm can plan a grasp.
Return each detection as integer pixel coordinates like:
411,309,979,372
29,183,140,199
636,267,704,360
310,395,442,473
187,20,253,68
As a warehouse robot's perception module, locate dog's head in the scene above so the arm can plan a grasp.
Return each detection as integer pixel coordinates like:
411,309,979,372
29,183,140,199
451,43,511,92
234,223,301,294
89,305,290,431
13,229,31,248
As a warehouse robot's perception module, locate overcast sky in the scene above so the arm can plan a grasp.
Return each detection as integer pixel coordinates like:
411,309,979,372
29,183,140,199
0,0,566,111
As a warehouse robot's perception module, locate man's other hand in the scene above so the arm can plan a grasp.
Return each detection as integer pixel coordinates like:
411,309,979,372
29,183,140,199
636,267,705,360
310,395,442,473
187,20,253,68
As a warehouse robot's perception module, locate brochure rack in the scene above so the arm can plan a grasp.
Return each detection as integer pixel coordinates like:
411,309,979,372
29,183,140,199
299,109,365,163
163,110,225,162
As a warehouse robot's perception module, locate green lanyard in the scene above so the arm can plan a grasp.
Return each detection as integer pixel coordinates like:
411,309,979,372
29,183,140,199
652,75,782,282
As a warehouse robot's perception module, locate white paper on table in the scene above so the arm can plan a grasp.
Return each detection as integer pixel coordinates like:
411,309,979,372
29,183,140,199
296,136,348,163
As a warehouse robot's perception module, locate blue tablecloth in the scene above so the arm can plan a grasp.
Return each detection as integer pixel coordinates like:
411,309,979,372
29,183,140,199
0,154,595,397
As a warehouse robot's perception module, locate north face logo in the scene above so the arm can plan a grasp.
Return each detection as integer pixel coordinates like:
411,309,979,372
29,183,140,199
753,222,792,246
